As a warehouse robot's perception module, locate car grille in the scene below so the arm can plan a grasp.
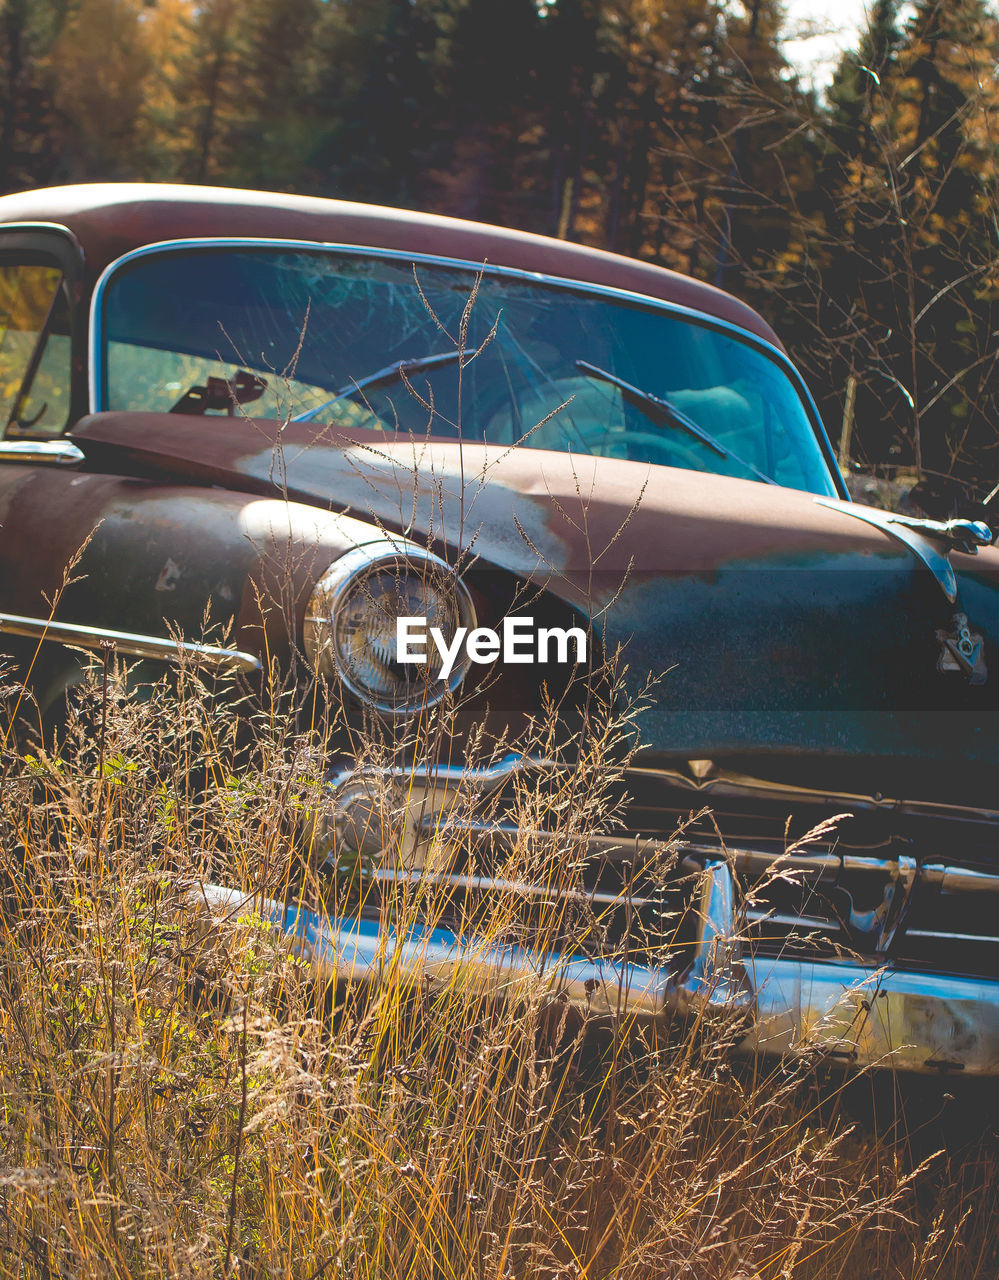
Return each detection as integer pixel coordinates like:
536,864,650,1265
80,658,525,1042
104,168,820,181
622,766,999,979
393,761,999,979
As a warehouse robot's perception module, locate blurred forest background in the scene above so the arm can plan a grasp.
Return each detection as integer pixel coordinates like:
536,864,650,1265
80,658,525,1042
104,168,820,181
2,0,998,504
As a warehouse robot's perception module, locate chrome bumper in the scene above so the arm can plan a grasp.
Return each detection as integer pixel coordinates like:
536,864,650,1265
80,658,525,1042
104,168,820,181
745,953,999,1075
197,858,999,1076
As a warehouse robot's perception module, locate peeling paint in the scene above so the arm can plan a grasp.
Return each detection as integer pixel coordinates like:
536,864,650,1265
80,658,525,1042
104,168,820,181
155,557,182,592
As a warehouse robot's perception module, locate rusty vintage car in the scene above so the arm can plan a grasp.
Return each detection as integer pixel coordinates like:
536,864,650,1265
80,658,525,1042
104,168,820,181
1,182,998,1075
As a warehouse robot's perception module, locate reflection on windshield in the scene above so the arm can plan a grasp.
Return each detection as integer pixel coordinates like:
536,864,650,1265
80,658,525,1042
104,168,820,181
101,247,838,495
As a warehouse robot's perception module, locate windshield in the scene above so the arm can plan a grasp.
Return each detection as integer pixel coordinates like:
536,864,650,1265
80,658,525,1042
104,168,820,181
98,245,838,495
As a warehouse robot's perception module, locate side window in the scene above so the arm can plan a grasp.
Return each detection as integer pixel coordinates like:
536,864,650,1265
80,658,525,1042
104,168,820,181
0,262,72,438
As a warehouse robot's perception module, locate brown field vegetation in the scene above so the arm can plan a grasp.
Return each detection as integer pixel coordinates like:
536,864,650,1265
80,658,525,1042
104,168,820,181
0,652,996,1279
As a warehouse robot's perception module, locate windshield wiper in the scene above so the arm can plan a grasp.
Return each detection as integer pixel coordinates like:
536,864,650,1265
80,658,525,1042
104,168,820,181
292,351,464,423
575,360,775,485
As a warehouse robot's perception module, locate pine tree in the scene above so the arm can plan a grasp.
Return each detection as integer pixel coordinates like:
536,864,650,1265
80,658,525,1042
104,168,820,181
223,0,323,190
46,0,155,180
827,0,901,151
531,0,736,257
134,0,199,181
308,0,445,206
426,0,546,223
820,0,999,483
0,0,66,192
169,0,250,183
534,0,605,238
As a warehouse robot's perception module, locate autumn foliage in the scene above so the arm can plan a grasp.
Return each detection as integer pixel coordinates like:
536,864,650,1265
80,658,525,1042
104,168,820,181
2,0,998,491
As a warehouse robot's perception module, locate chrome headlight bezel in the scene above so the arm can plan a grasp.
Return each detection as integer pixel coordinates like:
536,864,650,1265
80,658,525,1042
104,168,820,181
304,540,477,715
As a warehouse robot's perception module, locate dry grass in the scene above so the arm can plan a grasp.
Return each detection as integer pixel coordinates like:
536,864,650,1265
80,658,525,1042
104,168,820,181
0,650,996,1280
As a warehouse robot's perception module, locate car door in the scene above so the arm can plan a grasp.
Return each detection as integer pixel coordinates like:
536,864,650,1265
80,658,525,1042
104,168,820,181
0,225,101,716
0,226,263,721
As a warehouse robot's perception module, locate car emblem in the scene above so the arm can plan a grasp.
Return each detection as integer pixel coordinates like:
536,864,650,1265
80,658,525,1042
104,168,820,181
936,612,988,685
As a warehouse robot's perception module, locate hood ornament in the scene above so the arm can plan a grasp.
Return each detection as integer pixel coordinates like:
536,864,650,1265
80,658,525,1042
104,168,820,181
814,497,993,604
883,513,993,554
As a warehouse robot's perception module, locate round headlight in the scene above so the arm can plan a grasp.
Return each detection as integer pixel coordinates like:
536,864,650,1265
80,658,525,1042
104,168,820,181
304,541,476,714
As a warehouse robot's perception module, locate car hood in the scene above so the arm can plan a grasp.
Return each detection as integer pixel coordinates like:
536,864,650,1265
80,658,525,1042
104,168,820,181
72,413,999,775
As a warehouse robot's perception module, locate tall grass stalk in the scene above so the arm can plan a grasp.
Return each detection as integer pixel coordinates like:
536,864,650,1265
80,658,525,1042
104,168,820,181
0,648,994,1279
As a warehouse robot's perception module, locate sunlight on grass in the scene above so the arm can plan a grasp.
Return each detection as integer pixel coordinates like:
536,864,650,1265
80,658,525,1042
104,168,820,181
0,647,994,1279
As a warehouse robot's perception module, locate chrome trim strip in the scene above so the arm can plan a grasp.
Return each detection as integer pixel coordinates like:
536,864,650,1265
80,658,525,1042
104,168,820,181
328,753,553,806
391,753,999,827
681,842,999,894
745,908,839,931
922,863,999,893
393,821,999,924
402,751,541,790
367,865,656,911
0,612,261,672
331,759,999,888
412,816,662,868
0,440,84,465
404,819,999,905
627,761,999,825
907,928,999,943
87,236,846,498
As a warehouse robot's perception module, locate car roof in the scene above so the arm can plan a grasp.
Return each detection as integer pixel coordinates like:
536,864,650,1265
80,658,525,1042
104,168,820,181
0,183,782,348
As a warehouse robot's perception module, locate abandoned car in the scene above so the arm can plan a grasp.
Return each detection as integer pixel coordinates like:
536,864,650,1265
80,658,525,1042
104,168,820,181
0,183,998,1075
